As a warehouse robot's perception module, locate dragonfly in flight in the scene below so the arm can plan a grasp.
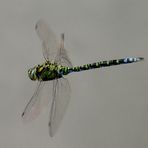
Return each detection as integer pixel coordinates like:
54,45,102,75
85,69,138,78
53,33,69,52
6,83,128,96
22,19,144,137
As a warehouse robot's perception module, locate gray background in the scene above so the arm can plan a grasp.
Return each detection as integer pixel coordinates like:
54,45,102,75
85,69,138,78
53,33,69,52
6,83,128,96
0,0,147,147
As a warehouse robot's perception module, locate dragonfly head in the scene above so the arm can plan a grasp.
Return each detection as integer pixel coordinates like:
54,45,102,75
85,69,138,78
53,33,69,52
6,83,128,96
28,67,37,81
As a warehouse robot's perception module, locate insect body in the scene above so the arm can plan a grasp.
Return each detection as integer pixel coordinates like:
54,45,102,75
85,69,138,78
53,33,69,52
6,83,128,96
28,57,143,81
22,19,144,137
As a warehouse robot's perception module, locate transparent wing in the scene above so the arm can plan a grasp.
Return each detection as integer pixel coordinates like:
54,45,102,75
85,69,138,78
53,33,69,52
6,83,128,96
35,19,72,136
35,19,59,61
55,34,73,67
48,34,72,136
22,81,52,122
49,78,71,137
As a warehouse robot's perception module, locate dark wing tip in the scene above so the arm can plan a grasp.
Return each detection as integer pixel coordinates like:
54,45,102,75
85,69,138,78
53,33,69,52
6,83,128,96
21,112,24,117
35,24,38,30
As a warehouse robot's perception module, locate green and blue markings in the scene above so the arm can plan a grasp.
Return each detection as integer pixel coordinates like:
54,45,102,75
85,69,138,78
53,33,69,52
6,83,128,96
66,57,144,73
28,57,144,81
23,19,145,137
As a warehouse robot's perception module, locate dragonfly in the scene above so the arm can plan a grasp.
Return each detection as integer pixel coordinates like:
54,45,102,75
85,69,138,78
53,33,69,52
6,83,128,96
22,19,144,137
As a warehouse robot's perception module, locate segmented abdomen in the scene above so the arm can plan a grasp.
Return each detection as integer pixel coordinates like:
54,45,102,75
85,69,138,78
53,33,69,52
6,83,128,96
37,57,143,78
65,57,143,73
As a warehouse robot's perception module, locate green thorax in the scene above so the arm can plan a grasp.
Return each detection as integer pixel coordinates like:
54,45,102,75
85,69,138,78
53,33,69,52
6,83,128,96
28,61,71,81
35,62,64,81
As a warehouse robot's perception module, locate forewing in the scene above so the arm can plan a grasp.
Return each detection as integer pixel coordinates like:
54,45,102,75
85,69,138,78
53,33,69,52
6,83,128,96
49,78,71,137
35,19,59,61
22,81,52,122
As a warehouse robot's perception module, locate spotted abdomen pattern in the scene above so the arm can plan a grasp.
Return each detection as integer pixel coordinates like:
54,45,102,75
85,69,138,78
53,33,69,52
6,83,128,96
60,57,144,74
